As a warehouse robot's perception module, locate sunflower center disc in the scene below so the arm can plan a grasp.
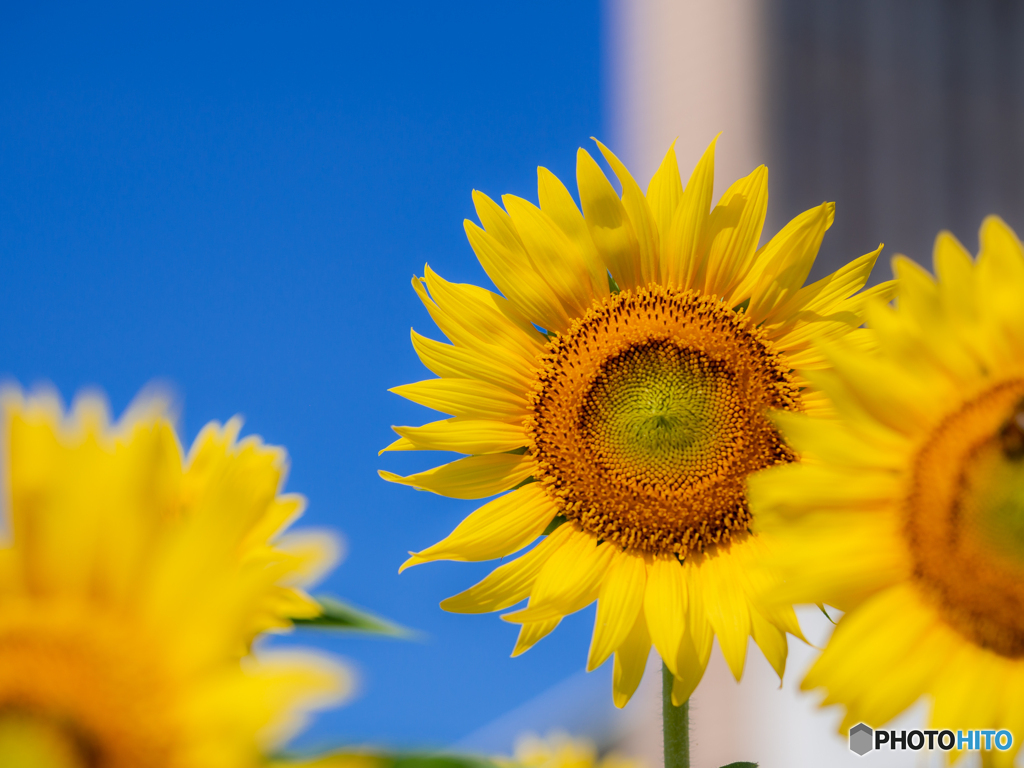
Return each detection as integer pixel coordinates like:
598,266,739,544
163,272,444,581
527,285,800,557
581,342,740,488
907,379,1024,657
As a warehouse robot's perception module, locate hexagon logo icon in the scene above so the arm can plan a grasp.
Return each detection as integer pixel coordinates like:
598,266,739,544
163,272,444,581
849,723,874,756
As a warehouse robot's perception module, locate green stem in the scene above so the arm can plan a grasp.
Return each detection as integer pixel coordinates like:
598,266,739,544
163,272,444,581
662,662,690,768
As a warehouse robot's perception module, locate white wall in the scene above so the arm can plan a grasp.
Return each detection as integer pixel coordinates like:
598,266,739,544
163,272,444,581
604,0,766,197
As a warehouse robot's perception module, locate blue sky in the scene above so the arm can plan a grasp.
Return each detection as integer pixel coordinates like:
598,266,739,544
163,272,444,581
0,0,606,751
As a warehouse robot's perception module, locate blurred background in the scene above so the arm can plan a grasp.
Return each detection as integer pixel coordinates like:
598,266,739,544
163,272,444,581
2,1,1020,766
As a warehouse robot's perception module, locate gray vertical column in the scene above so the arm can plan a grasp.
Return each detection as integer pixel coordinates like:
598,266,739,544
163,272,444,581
766,0,1024,279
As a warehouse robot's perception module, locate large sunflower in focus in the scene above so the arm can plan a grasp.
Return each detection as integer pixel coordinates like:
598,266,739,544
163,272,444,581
0,390,347,767
382,138,892,706
749,217,1024,765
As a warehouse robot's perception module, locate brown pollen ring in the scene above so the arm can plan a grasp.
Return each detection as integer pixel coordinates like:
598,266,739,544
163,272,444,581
906,378,1024,658
525,285,800,557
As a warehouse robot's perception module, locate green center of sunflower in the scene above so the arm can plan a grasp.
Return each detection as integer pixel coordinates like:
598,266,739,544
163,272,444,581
961,419,1024,565
907,380,1024,657
527,285,800,557
581,342,741,488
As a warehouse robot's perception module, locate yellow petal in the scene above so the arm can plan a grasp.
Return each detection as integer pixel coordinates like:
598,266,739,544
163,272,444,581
930,641,1000,733
672,561,714,704
699,553,751,680
595,139,661,284
855,620,955,727
378,434,416,454
536,166,610,300
813,342,947,436
576,148,642,289
503,194,598,315
415,268,545,359
501,528,615,623
410,329,536,394
587,548,647,671
932,230,975,323
750,606,787,681
740,202,834,320
612,603,652,708
670,627,711,706
440,525,574,614
472,188,527,255
804,584,927,697
645,141,684,245
749,460,902,514
378,453,533,500
399,483,557,570
977,215,1024,326
464,219,570,333
389,418,525,455
422,265,545,345
767,408,906,469
980,214,1024,264
699,165,768,300
836,278,895,321
389,378,528,420
661,136,716,290
271,529,343,590
642,554,688,678
512,618,561,657
892,254,940,330
783,245,885,320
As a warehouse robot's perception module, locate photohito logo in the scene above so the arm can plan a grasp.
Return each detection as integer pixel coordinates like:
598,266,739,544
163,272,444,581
848,724,1013,756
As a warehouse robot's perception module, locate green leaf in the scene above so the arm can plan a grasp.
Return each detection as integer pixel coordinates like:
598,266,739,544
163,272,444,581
293,595,415,638
608,273,621,294
720,763,758,768
542,514,567,535
818,603,835,624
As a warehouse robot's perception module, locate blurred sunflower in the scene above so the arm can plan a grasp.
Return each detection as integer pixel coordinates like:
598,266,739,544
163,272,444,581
509,732,640,768
0,390,348,767
272,732,635,768
382,138,891,706
749,216,1024,765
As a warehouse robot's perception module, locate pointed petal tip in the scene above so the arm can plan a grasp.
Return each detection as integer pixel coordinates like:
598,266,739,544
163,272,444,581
377,428,404,455
398,554,422,574
576,146,595,163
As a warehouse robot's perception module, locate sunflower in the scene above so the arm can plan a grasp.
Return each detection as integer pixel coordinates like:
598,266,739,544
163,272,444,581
748,216,1024,764
509,732,640,768
271,732,636,768
0,389,348,768
382,138,892,706
14,390,339,643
